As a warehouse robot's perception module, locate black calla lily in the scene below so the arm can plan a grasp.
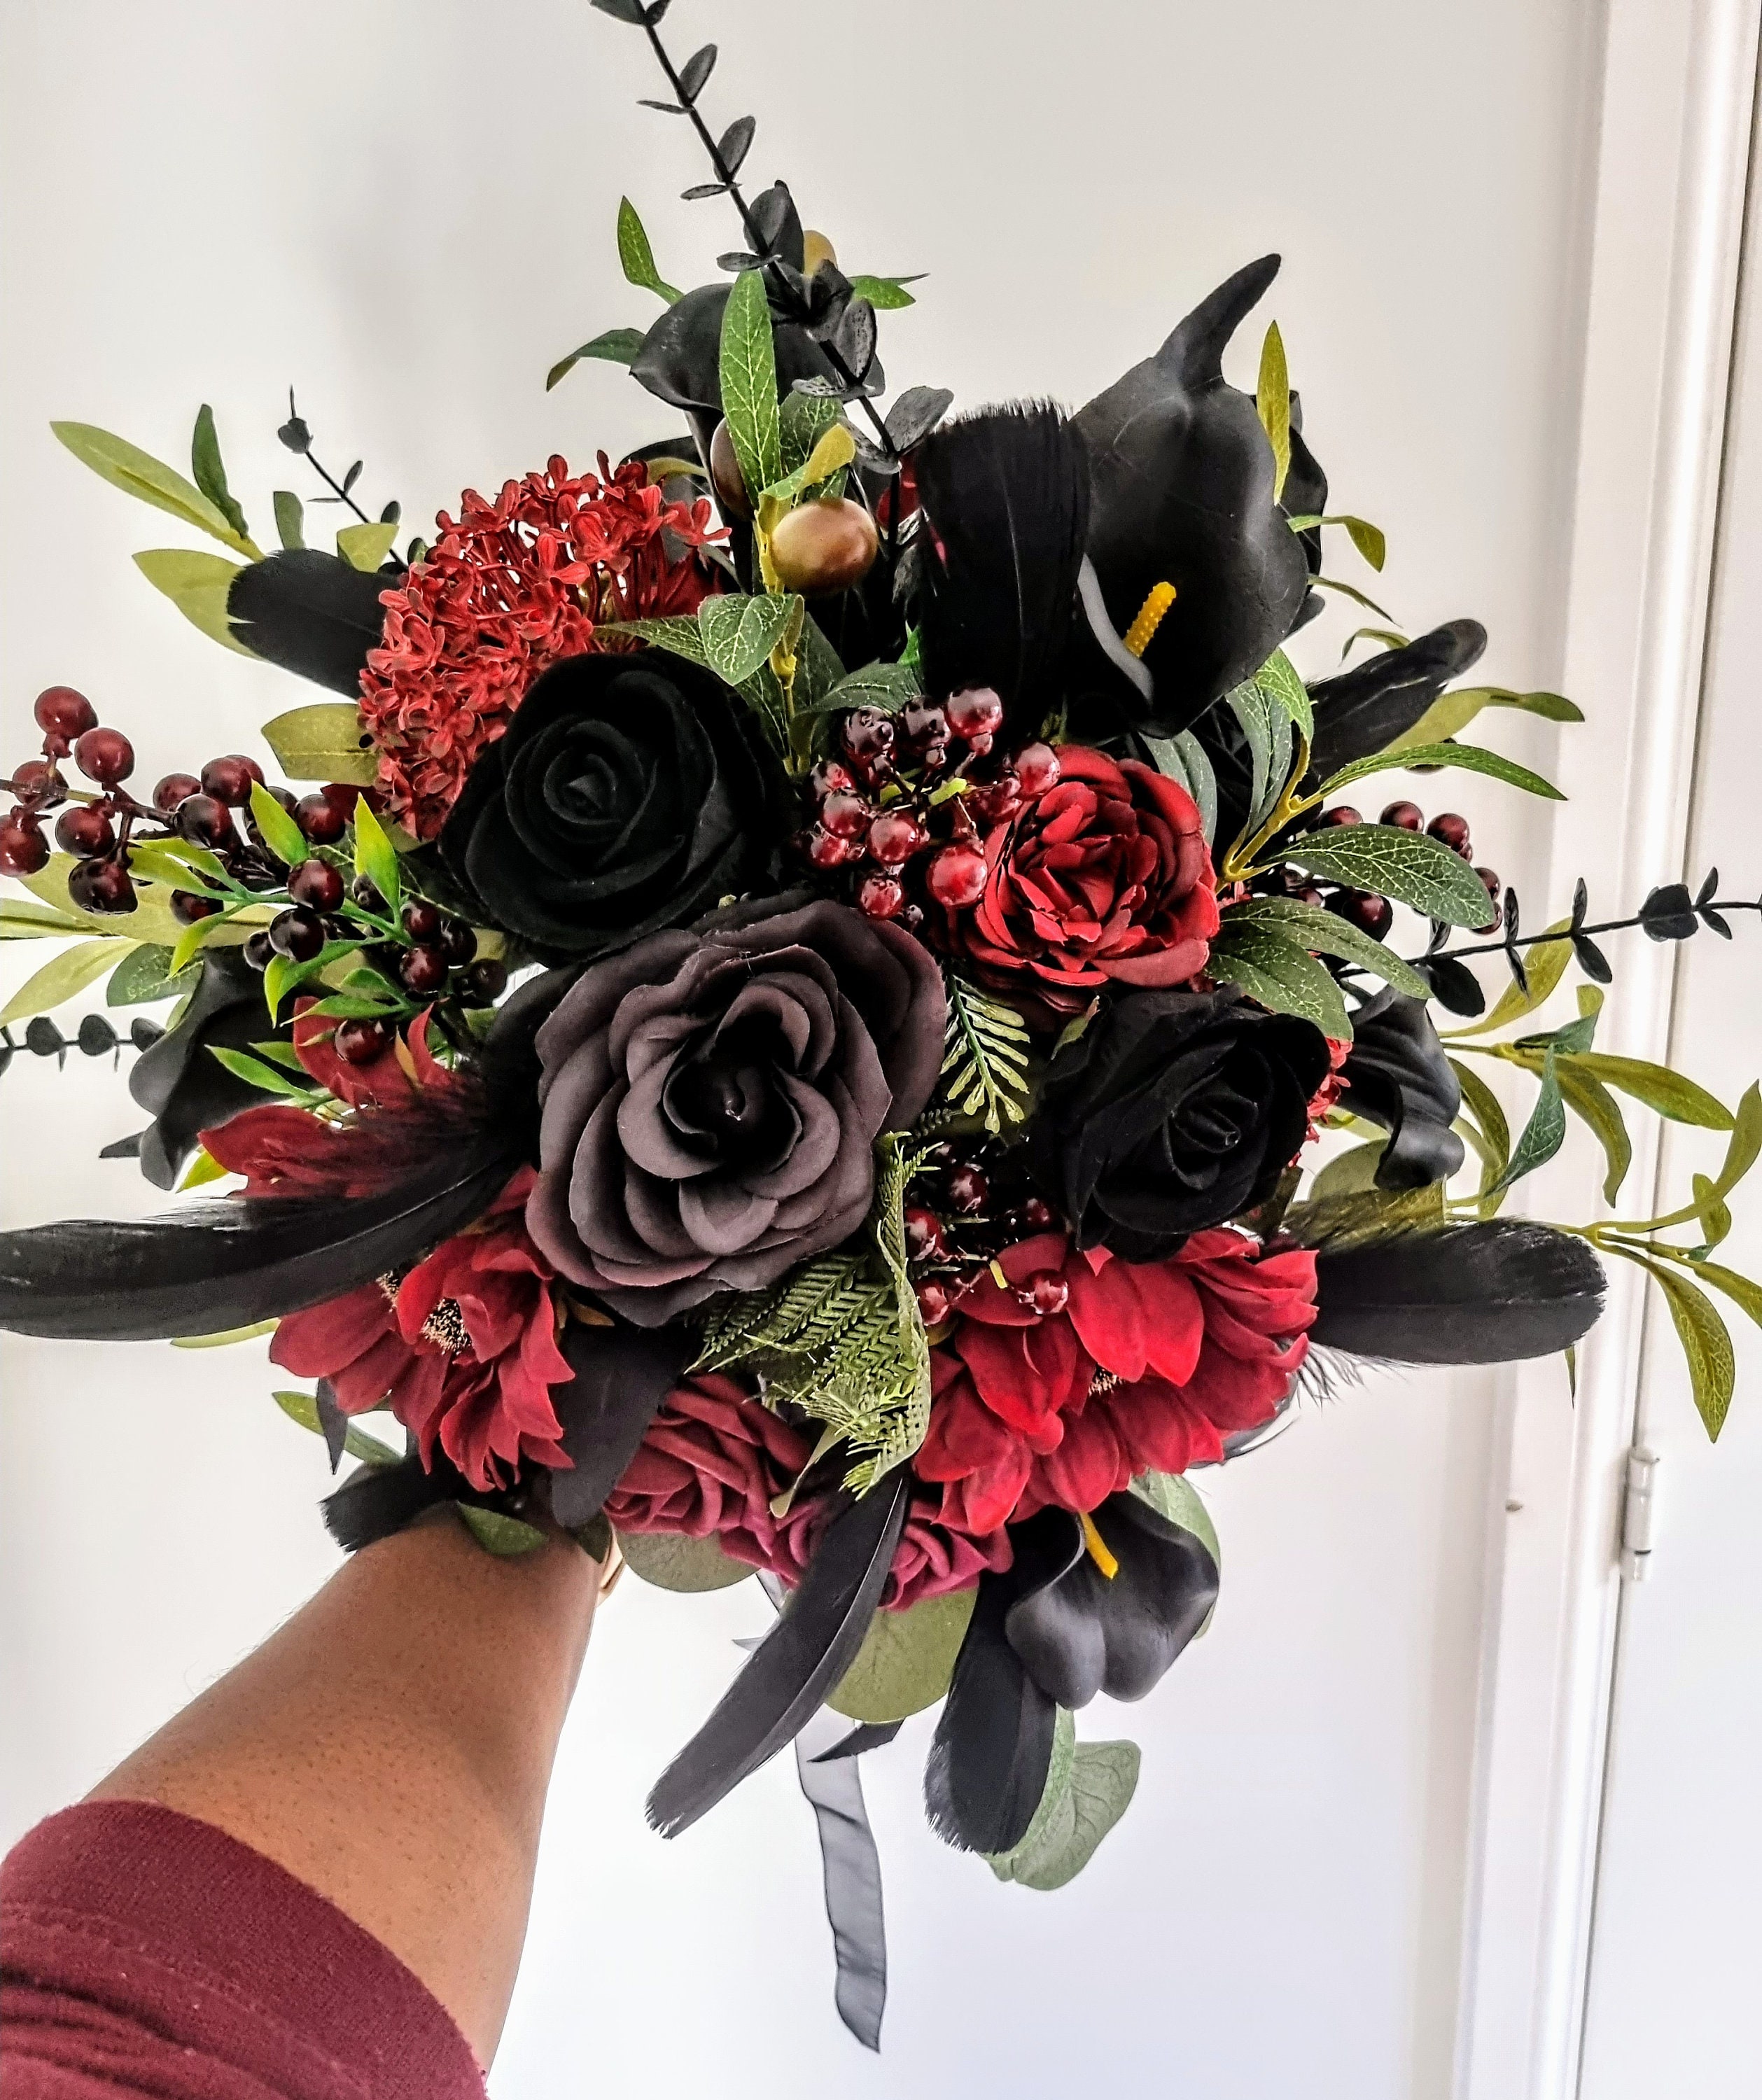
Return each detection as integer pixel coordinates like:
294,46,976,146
130,946,291,1191
1337,989,1466,1191
1306,619,1488,780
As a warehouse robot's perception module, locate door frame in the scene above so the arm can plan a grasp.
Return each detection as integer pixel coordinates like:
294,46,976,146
1455,4,1762,2094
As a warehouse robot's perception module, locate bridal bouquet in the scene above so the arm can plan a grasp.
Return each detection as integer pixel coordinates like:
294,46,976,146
4,0,1757,2048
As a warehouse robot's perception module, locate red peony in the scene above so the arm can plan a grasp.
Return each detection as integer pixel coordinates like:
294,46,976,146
267,1169,573,1490
914,1228,1316,1530
953,746,1219,1013
358,455,722,839
603,1373,1012,1610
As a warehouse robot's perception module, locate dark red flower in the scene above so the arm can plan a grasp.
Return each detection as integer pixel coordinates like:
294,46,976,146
359,456,722,839
951,746,1219,1012
914,1228,1316,1525
603,1373,1012,1609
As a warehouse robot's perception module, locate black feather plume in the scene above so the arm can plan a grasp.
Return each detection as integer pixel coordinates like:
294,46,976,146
914,402,1091,735
547,1321,694,1528
923,1571,1058,1855
1308,1220,1604,1364
323,1450,461,1552
228,550,393,696
647,1471,910,1837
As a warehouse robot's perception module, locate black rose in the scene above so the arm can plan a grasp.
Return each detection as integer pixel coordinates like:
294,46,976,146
1030,986,1331,1259
129,946,293,1191
438,651,784,964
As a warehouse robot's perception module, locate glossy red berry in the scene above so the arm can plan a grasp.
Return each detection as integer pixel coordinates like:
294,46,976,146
153,771,202,813
176,793,236,850
1013,743,1061,798
967,776,1023,826
73,727,134,786
11,759,56,799
170,889,222,925
54,804,115,859
200,755,264,807
67,857,136,914
808,825,858,870
288,859,345,913
946,687,1005,740
463,956,508,1004
400,897,442,941
350,876,386,913
295,793,347,845
335,1017,392,1065
867,811,923,867
902,700,950,751
809,758,855,799
1476,865,1502,902
946,1163,989,1213
1317,805,1362,827
1020,1270,1070,1317
841,709,896,765
269,907,326,961
902,1207,948,1262
440,918,477,967
915,1279,953,1327
819,792,871,840
33,686,97,743
926,844,988,909
321,781,364,818
1380,799,1423,831
1427,811,1471,855
857,874,906,919
0,818,49,877
1022,1195,1056,1231
400,944,450,995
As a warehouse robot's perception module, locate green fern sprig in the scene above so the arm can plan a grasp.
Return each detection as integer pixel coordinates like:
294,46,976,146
940,970,1032,1134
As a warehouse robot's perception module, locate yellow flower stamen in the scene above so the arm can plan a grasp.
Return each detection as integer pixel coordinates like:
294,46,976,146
1123,580,1177,658
1079,1509,1119,1580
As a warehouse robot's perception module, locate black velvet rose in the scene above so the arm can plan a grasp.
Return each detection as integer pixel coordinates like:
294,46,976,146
526,898,946,1324
1030,986,1331,1259
437,652,783,964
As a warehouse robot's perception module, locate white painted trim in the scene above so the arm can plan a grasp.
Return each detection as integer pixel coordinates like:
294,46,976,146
1455,4,1762,2096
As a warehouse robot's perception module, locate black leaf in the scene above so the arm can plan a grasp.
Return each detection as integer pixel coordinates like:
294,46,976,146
1701,906,1733,939
589,0,649,22
76,1014,118,1057
99,1130,146,1160
883,384,954,454
1503,887,1520,940
315,1378,349,1474
678,42,716,99
227,550,391,696
342,460,363,494
810,1720,903,1763
1639,883,1699,941
379,500,400,526
24,1019,65,1064
746,182,804,269
1416,955,1486,1017
849,433,901,475
129,1018,165,1052
1504,944,1530,994
545,1320,694,1528
682,181,728,202
716,250,762,273
639,98,686,113
1572,875,1590,930
1573,932,1613,981
644,0,672,22
832,297,878,382
1696,866,1720,906
718,115,755,176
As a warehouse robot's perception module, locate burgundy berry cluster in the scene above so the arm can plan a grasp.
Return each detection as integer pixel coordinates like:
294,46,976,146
801,686,1061,925
899,1139,1065,1327
1,687,146,906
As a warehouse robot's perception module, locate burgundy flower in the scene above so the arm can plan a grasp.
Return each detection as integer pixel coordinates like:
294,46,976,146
528,898,945,1325
953,746,1219,1013
603,1372,1011,1609
914,1228,1317,1527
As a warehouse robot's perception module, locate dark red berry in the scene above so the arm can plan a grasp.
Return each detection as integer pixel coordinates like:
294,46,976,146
1331,890,1394,938
349,876,386,913
295,793,347,844
288,859,344,912
808,825,858,870
1476,865,1501,902
819,792,870,840
54,805,115,859
73,727,134,786
841,709,896,764
946,1163,989,1213
1380,799,1423,831
269,907,325,961
400,897,442,941
1022,1195,1056,1231
334,1017,392,1065
902,700,950,749
946,687,1005,740
170,889,221,925
967,776,1023,826
1317,805,1363,827
33,685,97,743
857,874,905,920
176,793,235,849
867,811,923,867
321,781,364,818
200,755,263,807
0,818,48,877
810,758,855,799
902,1207,948,1262
464,957,508,1004
1013,743,1061,797
11,759,56,799
243,928,275,971
1020,1270,1070,1317
966,732,995,760
926,844,988,908
1427,811,1471,855
400,944,450,995
153,771,202,813
67,857,136,914
440,918,477,967
914,1280,954,1326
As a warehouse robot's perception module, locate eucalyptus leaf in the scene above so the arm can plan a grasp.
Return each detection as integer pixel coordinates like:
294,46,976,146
827,1588,975,1723
52,420,258,556
718,269,782,500
1318,741,1564,802
260,701,379,785
986,1709,1141,1893
615,1527,752,1591
0,937,137,1026
617,195,683,302
457,1505,549,1557
133,550,254,656
546,328,649,389
273,1388,400,1466
1207,925,1352,1037
1284,823,1497,929
884,385,953,452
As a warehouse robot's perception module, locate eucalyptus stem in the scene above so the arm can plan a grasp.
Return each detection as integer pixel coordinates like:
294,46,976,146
1414,898,1762,969
304,448,373,526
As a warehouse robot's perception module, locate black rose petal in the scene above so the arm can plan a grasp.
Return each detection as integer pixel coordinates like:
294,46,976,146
1032,987,1331,1259
1337,990,1465,1191
439,652,785,965
129,947,292,1191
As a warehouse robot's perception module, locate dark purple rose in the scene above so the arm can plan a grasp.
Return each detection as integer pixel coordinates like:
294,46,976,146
527,899,946,1324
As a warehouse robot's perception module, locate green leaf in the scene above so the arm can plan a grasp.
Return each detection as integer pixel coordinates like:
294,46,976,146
1492,1050,1567,1194
207,1045,314,1098
260,701,378,785
805,658,922,715
297,992,406,1021
190,404,250,541
173,1319,279,1348
760,422,856,507
1634,1255,1735,1438
1145,730,1219,844
846,273,922,309
1128,1471,1220,1574
545,328,649,388
1283,822,1498,929
1564,1054,1733,1130
1287,514,1387,570
1310,1138,1389,1198
132,549,256,656
827,1588,976,1722
1256,320,1291,502
940,972,1033,1134
1708,1082,1762,1198
1449,920,1574,1037
351,797,402,917
273,489,305,550
1448,1056,1513,1203
1317,741,1564,802
1388,683,1584,753
1255,646,1313,741
598,613,711,667
106,942,198,1007
1283,1180,1446,1246
617,195,683,302
1341,626,1411,659
615,1527,753,1591
1555,1063,1632,1203
1207,925,1352,1037
1221,895,1429,998
262,939,357,1022
1313,574,1397,620
249,1040,311,1072
272,1388,400,1466
125,840,232,898
1,899,92,940
1691,1172,1733,1250
779,387,844,477
248,780,308,867
52,420,259,557
697,593,802,685
167,903,246,979
986,1709,1141,1892
1224,677,1284,833
1679,1255,1762,1331
0,937,137,1026
718,269,782,502
456,1504,549,1557
336,519,398,572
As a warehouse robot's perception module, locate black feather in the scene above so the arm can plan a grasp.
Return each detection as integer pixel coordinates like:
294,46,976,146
228,550,393,696
1309,1220,1605,1364
1306,620,1488,780
923,1569,1059,1855
646,1471,911,1837
323,1450,463,1552
546,1321,694,1528
914,402,1091,735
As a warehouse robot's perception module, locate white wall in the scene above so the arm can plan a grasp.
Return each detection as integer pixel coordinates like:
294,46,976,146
0,5,1603,2094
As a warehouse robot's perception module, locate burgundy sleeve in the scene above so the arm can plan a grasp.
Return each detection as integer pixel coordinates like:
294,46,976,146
1,1800,484,2100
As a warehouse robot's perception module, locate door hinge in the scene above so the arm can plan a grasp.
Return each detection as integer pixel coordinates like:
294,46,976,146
1619,1446,1660,1581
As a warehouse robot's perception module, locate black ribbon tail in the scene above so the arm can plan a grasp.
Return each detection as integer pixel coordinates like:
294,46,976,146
794,1709,888,2052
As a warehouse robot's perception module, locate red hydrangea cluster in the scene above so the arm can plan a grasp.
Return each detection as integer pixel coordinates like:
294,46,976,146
359,456,723,839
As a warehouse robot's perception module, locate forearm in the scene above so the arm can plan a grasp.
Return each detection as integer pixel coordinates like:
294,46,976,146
89,1511,600,2065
